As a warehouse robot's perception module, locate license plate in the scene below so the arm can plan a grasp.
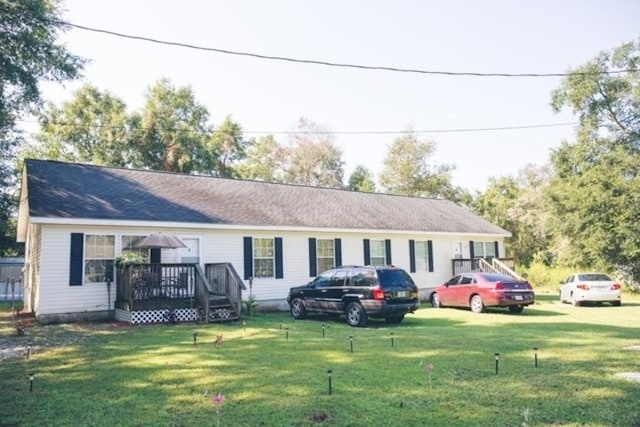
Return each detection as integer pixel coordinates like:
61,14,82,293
397,291,407,298
514,295,523,301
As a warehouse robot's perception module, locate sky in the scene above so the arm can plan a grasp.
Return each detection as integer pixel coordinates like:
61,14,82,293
37,0,640,192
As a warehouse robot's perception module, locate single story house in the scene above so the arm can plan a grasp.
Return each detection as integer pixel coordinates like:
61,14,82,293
17,159,512,324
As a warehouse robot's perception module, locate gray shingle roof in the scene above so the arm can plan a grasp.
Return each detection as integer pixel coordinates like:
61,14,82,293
24,159,509,235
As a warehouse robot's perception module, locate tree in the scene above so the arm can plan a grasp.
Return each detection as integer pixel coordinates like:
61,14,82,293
24,84,131,166
548,38,640,286
205,115,246,178
129,79,213,173
547,139,640,271
474,165,552,266
283,117,344,188
0,0,84,255
236,134,285,182
378,128,455,198
347,165,376,192
551,38,640,148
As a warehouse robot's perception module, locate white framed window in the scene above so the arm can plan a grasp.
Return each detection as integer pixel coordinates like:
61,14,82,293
415,241,431,271
85,235,115,283
253,238,274,278
473,241,496,258
370,240,386,266
316,239,335,273
121,235,150,262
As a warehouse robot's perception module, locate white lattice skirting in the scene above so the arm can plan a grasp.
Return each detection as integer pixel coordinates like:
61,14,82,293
115,308,199,324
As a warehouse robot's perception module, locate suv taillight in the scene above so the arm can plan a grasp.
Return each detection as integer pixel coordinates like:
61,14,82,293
611,283,621,290
576,283,590,290
372,288,385,300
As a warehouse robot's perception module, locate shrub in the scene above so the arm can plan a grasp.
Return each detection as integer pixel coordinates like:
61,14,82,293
521,262,574,293
242,294,259,316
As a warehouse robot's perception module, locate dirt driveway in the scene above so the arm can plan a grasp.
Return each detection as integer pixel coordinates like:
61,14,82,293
0,307,130,360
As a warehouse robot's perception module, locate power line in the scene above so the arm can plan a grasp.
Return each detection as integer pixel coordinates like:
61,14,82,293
53,20,638,78
19,118,576,135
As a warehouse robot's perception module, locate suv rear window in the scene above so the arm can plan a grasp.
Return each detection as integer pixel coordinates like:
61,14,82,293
351,268,376,287
376,269,415,289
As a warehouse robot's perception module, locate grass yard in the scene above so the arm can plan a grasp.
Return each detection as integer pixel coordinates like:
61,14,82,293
1,294,639,426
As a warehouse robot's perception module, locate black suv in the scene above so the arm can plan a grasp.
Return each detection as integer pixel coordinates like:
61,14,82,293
286,265,420,327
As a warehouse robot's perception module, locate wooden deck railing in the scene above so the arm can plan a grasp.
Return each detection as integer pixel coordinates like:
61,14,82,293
193,264,213,320
115,263,197,310
451,258,516,276
204,263,246,316
490,258,525,281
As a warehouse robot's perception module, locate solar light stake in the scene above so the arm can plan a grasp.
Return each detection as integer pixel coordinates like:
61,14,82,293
27,345,31,359
286,327,289,341
193,332,198,345
533,347,538,368
322,324,325,338
349,336,353,353
243,320,246,334
29,373,34,392
390,332,394,348
327,369,333,395
494,353,500,374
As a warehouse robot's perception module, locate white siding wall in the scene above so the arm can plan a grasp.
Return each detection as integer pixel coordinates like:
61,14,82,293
24,224,42,313
39,227,113,315
35,223,505,315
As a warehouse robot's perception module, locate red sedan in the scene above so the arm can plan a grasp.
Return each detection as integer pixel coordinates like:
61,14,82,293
428,273,535,314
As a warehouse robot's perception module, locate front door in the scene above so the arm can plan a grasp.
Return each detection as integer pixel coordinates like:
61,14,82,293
452,241,463,259
178,237,200,264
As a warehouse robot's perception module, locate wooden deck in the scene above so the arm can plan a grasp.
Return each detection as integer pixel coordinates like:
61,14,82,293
115,262,245,324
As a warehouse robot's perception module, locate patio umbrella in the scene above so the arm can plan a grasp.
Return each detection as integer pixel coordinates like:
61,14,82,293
132,233,187,249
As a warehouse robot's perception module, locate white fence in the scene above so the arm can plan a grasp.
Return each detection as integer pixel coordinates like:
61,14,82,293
0,260,24,301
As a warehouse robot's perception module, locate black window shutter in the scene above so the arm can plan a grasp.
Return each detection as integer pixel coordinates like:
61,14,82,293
363,239,370,265
494,241,499,258
69,233,84,286
409,240,416,273
334,238,342,267
243,237,253,280
275,237,283,279
150,248,161,264
428,240,434,272
469,241,475,259
385,239,392,265
308,238,317,277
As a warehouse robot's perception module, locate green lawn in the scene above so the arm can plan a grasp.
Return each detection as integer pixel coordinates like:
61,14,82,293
1,294,639,426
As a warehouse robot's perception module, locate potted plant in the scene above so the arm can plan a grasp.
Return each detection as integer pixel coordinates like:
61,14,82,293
115,252,145,267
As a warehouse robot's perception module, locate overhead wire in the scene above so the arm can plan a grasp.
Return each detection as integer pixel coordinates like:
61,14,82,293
18,118,576,135
51,20,639,78
25,20,602,137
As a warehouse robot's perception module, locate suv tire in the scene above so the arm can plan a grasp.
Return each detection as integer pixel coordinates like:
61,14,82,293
290,298,307,319
385,314,405,324
345,302,367,327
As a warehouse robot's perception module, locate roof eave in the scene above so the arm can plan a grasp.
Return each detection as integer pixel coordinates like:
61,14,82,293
26,216,511,237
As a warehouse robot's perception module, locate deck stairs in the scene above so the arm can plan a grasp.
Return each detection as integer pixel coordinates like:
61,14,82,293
202,294,241,323
478,258,526,281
